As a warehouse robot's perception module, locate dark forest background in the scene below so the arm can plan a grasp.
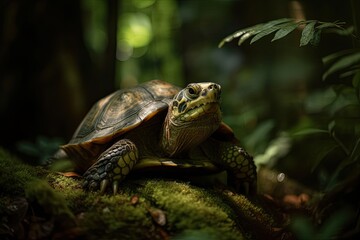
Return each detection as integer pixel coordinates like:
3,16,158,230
1,0,358,193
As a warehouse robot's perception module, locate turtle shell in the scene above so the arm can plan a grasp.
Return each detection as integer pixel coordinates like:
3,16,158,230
61,80,180,170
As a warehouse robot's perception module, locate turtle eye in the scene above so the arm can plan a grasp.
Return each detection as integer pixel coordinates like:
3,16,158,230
186,84,200,99
188,88,195,95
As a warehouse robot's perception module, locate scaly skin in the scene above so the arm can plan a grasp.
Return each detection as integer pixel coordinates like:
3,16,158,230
83,139,138,194
219,143,257,194
160,83,222,156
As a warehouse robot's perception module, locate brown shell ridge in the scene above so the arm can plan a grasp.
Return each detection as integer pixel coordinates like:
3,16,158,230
70,93,115,143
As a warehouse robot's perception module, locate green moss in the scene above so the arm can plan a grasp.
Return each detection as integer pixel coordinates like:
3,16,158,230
173,228,237,240
25,179,74,222
231,194,275,225
46,172,90,211
222,193,279,239
46,175,248,239
80,195,157,240
0,147,36,197
139,179,245,240
45,174,159,239
0,147,280,239
44,173,283,239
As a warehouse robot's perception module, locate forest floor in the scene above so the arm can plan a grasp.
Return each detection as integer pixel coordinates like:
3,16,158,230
0,147,314,240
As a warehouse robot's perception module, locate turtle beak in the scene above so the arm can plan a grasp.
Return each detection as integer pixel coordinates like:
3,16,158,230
211,83,221,101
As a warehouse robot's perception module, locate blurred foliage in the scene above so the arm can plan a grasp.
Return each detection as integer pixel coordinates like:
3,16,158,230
82,0,107,57
119,13,152,48
219,18,349,47
323,49,360,80
16,136,63,165
115,0,183,87
220,11,360,238
220,14,359,185
291,207,353,240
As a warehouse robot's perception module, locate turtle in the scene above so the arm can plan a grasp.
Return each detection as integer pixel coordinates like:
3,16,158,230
54,80,257,195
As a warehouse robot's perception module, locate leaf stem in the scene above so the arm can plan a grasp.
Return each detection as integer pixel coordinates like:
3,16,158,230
331,132,350,156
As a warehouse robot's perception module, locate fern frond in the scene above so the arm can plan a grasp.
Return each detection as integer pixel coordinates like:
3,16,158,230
219,19,347,48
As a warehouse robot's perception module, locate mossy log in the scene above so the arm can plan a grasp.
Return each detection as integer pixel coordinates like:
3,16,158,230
0,148,294,240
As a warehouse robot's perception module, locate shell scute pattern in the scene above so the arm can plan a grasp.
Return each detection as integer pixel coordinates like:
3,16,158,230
68,80,179,147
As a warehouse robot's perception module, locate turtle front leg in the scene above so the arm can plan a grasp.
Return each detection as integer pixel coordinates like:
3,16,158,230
203,140,257,195
83,139,138,194
220,143,257,195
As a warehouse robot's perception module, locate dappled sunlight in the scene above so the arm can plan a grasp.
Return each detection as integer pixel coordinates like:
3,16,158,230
119,13,152,49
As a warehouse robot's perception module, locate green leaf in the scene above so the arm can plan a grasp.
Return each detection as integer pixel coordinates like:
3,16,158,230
238,23,276,45
328,138,360,188
333,20,346,25
310,29,322,46
316,22,342,30
328,120,336,135
311,141,339,172
219,18,347,48
219,19,295,47
218,36,233,48
322,49,357,66
250,19,296,44
324,26,354,36
349,137,360,162
317,208,353,239
218,25,262,48
271,22,299,42
262,18,294,28
291,216,315,240
17,142,41,157
339,68,360,78
250,26,280,44
300,21,317,46
238,30,257,45
293,128,329,136
323,51,360,80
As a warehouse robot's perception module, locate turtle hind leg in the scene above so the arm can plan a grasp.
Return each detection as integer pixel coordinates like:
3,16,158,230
83,139,138,194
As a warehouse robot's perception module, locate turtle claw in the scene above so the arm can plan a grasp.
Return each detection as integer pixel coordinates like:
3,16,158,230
113,181,119,195
83,176,117,194
100,179,109,194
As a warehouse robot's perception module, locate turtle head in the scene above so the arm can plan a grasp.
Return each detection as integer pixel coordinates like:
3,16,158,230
161,82,222,156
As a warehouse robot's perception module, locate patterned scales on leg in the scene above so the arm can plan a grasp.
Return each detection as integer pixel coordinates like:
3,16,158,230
83,139,138,194
221,145,257,195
